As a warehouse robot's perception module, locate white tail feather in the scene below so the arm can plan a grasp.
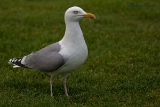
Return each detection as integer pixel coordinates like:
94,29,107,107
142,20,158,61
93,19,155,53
13,65,20,68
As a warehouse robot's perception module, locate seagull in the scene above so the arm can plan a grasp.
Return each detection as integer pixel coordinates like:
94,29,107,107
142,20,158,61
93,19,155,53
8,6,95,97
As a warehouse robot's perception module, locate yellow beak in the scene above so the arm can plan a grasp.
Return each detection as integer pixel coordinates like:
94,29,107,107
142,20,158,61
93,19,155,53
82,13,96,19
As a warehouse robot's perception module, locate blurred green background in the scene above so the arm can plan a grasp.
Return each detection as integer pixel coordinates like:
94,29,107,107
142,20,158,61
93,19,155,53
0,0,160,106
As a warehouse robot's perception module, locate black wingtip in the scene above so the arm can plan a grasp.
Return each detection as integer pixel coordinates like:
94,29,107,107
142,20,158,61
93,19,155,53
8,58,28,68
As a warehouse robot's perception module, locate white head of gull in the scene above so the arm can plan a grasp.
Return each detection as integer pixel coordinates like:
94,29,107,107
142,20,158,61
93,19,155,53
8,6,95,97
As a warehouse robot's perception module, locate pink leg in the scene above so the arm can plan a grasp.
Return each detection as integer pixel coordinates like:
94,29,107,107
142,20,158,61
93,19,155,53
50,75,53,97
62,78,69,97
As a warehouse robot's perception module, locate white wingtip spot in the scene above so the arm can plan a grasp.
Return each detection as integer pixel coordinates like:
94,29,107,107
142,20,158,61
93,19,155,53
14,59,17,62
8,59,12,64
11,59,13,62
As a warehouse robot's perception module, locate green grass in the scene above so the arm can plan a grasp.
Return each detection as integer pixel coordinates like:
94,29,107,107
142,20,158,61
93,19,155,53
0,0,160,106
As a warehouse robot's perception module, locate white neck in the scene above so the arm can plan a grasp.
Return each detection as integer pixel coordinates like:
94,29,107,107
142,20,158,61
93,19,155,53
60,21,85,46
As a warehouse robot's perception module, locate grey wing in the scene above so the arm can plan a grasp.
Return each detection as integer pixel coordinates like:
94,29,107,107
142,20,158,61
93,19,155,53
22,42,65,72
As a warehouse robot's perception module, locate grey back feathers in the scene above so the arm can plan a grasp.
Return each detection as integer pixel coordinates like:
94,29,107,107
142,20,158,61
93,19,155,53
22,42,65,72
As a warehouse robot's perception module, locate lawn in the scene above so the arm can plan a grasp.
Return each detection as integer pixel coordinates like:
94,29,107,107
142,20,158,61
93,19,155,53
0,0,160,106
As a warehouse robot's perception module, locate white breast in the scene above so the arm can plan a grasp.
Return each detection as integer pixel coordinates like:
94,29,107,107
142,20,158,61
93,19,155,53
58,40,88,73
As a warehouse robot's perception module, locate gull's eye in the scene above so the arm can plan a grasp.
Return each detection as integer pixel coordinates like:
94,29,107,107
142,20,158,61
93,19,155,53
73,11,78,14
